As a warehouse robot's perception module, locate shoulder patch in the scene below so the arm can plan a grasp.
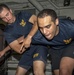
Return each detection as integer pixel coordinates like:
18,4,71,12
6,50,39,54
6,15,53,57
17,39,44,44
63,38,72,44
33,53,39,58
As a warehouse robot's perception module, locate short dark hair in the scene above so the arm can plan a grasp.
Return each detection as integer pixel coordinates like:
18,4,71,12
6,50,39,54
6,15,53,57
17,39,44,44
37,9,57,22
0,4,10,13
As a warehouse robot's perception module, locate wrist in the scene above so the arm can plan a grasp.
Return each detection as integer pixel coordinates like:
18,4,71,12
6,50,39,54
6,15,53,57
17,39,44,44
27,35,32,39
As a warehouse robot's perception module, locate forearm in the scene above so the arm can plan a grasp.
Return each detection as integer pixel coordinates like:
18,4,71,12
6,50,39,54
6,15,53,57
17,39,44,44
20,15,38,50
27,21,38,38
3,45,11,53
28,15,38,39
10,44,25,54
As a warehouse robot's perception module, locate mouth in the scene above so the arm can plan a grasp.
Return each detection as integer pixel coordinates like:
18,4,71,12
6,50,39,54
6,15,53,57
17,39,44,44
8,19,13,23
45,34,52,39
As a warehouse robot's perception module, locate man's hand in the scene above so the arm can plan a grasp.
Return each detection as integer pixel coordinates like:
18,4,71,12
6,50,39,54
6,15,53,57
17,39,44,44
20,35,32,51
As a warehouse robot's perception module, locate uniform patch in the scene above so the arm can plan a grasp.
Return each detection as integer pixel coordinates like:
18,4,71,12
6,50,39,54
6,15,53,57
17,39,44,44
63,38,72,44
33,53,39,58
20,19,26,27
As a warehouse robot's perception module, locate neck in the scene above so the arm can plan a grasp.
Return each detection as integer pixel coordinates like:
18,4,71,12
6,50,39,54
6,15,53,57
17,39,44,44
55,26,59,36
13,15,16,22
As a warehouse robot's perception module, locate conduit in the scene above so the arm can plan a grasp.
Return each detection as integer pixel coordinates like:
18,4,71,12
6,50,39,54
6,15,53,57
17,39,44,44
48,0,74,9
28,0,44,11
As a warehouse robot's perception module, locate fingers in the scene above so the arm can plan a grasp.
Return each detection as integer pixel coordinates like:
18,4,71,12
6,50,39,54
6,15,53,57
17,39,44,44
20,47,26,53
19,40,24,44
20,45,24,51
24,47,27,49
20,44,30,51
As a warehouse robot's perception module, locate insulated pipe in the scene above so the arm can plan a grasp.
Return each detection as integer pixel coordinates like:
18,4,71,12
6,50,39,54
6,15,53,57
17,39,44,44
48,0,74,9
28,0,44,11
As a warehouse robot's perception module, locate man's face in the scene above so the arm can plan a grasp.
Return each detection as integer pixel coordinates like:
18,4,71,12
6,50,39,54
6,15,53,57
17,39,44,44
0,8,15,24
38,16,58,40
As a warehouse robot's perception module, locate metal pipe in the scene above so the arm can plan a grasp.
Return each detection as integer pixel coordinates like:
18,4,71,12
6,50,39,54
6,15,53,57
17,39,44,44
48,0,74,9
28,0,44,11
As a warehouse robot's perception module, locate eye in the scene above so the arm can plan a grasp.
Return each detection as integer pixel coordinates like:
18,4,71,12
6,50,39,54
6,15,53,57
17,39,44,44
46,25,51,28
1,12,9,20
6,12,9,16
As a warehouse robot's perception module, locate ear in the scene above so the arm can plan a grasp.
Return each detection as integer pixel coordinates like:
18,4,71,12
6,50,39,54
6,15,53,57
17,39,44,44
55,18,59,26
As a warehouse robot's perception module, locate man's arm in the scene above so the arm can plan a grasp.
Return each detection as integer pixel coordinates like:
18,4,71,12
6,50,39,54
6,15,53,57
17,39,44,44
28,15,38,37
0,36,24,58
20,15,38,50
9,36,25,54
0,46,11,58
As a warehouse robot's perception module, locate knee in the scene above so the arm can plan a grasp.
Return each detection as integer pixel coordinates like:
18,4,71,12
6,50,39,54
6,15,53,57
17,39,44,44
33,69,44,75
60,67,71,75
33,61,45,75
33,70,38,75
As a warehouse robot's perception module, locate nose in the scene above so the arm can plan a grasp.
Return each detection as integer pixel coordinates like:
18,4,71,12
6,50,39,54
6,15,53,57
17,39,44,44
5,17,10,21
43,28,47,34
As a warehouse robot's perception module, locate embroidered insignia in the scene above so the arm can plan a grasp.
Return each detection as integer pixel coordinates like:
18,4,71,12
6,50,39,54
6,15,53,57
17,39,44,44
33,53,39,58
63,38,72,44
20,19,26,27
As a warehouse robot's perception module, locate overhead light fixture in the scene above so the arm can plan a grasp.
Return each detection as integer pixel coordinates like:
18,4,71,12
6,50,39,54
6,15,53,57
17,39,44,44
64,0,70,6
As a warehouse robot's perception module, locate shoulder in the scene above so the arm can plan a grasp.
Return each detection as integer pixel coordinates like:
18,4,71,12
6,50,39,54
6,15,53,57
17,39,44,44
59,19,74,36
59,19,74,27
17,11,32,19
59,19,74,24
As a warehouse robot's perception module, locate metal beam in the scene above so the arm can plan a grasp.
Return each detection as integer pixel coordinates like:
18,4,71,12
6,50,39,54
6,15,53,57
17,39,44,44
28,0,44,11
